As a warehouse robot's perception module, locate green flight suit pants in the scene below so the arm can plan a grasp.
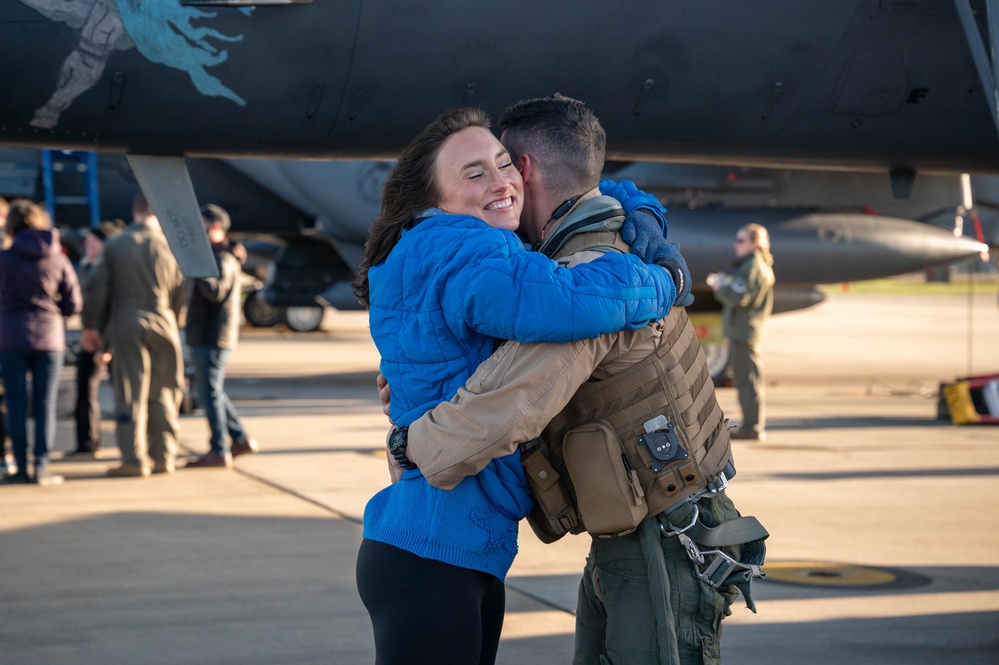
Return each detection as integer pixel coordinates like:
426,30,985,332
573,494,742,665
730,340,765,434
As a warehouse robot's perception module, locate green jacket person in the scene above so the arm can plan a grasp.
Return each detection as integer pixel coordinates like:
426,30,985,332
710,223,775,441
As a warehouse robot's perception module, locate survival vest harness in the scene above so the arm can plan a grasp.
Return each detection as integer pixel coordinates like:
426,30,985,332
519,195,767,606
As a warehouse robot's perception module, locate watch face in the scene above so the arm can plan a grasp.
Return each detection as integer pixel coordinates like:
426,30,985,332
389,428,406,452
388,427,415,469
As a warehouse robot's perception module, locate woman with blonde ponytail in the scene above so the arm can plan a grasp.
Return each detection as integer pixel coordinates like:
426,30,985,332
709,222,775,441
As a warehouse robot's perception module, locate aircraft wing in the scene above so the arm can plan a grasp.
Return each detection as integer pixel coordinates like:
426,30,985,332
2,0,999,173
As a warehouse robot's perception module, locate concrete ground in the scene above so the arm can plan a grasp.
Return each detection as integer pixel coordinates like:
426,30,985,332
1,291,998,665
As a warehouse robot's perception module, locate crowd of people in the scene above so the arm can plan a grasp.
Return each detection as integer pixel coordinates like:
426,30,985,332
0,194,258,485
0,94,772,665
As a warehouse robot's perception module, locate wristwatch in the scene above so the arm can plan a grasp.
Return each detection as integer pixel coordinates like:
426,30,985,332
387,426,417,470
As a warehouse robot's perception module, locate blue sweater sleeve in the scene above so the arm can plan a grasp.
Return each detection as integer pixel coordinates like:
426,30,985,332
449,231,676,342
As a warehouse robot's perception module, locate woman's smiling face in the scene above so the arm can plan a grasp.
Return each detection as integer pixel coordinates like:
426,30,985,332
435,127,524,232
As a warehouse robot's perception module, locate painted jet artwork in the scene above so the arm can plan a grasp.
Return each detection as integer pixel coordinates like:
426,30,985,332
19,0,248,129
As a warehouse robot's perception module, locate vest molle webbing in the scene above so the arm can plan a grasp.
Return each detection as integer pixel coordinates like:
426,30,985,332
523,306,733,541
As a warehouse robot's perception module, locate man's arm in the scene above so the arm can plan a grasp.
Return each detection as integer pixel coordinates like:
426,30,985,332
81,252,111,333
408,327,658,489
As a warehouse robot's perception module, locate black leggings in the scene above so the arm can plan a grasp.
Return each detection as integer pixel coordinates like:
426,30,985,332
356,539,506,665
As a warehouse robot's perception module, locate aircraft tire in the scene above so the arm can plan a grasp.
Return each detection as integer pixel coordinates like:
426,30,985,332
243,290,284,328
703,340,733,386
284,306,326,333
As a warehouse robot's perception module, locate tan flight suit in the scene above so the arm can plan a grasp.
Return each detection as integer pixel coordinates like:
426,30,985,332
408,188,746,664
82,220,187,469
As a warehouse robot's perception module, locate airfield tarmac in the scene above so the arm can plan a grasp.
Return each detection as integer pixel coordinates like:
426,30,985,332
1,290,998,665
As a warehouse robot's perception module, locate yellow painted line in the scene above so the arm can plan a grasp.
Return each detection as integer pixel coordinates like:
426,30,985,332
764,561,896,587
501,610,576,639
725,591,999,624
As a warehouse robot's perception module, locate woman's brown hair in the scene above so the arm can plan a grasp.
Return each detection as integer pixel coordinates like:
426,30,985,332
352,106,492,307
6,199,51,237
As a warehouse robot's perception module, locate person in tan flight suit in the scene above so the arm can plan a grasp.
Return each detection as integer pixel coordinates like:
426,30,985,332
81,193,187,477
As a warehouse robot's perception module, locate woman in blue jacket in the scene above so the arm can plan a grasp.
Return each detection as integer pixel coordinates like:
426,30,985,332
352,107,676,665
0,200,82,485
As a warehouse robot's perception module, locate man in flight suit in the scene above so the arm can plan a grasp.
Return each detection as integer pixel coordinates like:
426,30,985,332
81,193,187,477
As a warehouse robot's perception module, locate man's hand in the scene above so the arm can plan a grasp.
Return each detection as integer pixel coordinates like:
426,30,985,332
80,327,101,353
386,446,404,483
378,375,405,482
376,373,393,421
384,426,414,483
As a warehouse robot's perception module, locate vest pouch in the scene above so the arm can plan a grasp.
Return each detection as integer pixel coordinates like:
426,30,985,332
563,420,649,537
521,446,579,543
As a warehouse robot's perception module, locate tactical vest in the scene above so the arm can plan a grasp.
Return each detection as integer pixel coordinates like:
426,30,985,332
521,203,734,543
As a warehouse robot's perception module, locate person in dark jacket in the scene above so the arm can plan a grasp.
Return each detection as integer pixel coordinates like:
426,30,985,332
185,204,258,468
68,220,124,457
0,199,82,485
0,197,12,477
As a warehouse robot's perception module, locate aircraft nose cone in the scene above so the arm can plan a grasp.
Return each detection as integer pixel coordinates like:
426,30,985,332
907,231,989,265
775,213,990,284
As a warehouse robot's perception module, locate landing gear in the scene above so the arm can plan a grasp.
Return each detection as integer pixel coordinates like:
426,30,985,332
243,289,284,328
284,306,325,333
243,289,326,332
703,340,732,386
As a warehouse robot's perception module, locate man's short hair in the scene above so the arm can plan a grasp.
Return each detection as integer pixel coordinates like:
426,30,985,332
200,203,231,231
499,93,606,201
132,192,152,219
89,219,125,242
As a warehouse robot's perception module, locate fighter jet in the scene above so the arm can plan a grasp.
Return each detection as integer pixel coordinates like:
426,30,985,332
3,0,999,169
3,0,999,278
3,148,987,330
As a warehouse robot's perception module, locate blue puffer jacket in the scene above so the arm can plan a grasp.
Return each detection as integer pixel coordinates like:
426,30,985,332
363,212,675,580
